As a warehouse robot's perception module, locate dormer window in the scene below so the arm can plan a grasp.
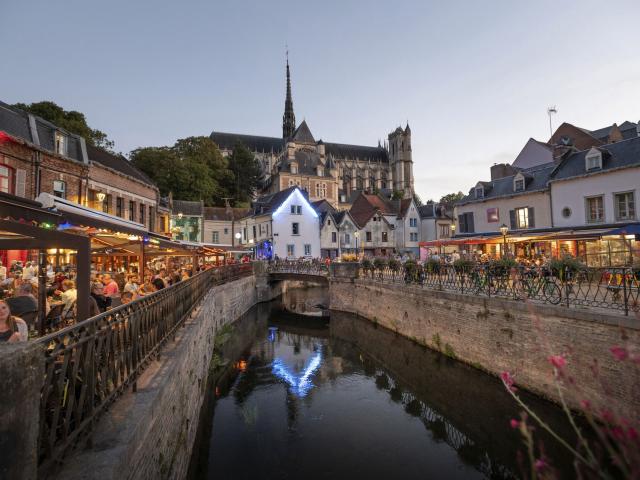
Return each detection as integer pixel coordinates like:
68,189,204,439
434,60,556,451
514,177,525,192
317,166,324,176
55,132,67,156
585,149,602,171
475,187,484,199
291,164,298,174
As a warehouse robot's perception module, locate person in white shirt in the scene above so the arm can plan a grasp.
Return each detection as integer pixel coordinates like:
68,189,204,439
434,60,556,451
57,279,77,318
0,261,6,282
22,261,36,281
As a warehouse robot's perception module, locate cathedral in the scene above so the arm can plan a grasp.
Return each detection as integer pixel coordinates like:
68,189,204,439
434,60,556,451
210,59,414,209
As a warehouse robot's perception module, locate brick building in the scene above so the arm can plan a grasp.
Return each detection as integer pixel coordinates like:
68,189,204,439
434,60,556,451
0,101,169,235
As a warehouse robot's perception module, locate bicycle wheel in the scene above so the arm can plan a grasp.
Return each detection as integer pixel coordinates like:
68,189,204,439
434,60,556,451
543,282,561,305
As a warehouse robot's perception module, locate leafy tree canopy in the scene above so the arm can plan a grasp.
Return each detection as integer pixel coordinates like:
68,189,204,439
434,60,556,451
130,137,263,207
13,101,115,152
439,191,465,206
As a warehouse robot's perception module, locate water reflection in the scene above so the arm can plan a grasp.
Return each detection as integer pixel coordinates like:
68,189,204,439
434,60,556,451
189,290,578,480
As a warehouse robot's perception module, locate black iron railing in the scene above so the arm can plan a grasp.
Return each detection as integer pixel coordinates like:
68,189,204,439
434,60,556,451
35,263,253,474
267,259,329,276
360,263,640,316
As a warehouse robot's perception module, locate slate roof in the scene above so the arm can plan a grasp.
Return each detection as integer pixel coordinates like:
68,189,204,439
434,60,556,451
204,207,251,221
419,203,450,219
281,149,332,177
325,142,388,162
252,186,300,215
311,199,336,214
550,136,640,182
210,131,284,153
587,121,638,142
172,200,203,216
458,162,557,206
210,128,389,163
86,144,155,186
0,101,86,164
291,120,315,143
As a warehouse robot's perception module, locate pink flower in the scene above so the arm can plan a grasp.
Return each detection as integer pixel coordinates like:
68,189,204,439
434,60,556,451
500,371,517,392
610,346,629,361
510,419,520,429
580,399,591,410
628,427,639,442
534,459,548,471
548,355,566,369
611,426,625,441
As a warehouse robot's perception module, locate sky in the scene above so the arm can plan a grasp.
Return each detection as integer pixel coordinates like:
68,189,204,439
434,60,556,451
2,0,640,201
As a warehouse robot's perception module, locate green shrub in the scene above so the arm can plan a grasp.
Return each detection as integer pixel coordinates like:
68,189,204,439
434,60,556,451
425,258,440,273
373,257,387,271
549,255,585,280
388,258,401,272
361,258,373,272
453,258,475,273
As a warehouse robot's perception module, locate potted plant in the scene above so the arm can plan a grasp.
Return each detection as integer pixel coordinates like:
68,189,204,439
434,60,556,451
549,255,585,281
404,259,418,283
388,258,401,278
361,258,374,277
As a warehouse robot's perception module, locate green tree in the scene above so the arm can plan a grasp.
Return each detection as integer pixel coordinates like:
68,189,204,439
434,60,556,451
223,141,263,205
131,136,231,205
413,192,423,206
13,101,115,151
439,191,465,207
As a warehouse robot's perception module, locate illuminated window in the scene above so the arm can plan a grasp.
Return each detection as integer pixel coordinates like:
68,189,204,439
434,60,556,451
515,207,529,229
54,132,67,156
0,165,13,194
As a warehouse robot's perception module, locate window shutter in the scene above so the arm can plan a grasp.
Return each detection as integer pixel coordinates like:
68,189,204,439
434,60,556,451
467,213,475,233
15,169,26,197
509,210,516,229
528,207,535,228
458,214,465,233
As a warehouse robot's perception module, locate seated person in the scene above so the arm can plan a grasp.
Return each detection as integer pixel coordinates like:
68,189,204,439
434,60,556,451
6,283,38,316
90,282,112,313
56,279,77,318
121,291,134,305
0,300,27,342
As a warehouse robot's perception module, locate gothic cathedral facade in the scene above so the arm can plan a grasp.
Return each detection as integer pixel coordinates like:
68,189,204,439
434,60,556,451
210,59,414,209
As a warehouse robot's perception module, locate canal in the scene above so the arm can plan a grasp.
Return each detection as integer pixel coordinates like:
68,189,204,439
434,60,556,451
188,286,578,479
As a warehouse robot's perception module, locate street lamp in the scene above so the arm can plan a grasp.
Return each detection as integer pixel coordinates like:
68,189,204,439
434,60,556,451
500,224,509,258
450,223,456,238
96,192,106,202
354,231,360,258
177,212,183,220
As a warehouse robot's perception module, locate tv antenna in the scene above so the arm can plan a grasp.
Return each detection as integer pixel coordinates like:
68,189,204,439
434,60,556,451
547,106,558,137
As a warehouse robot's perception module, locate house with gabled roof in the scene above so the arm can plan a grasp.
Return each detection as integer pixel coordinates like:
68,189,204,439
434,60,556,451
239,186,320,260
549,136,640,229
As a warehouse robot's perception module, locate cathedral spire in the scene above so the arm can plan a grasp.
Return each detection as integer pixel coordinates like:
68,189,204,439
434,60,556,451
282,51,296,139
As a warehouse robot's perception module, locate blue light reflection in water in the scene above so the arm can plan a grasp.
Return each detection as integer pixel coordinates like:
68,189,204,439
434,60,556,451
272,348,323,397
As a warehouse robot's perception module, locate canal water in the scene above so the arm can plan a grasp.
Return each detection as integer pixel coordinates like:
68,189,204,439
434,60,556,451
188,287,578,480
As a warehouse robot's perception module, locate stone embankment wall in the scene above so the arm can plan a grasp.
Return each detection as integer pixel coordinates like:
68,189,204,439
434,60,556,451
330,277,640,419
57,274,277,480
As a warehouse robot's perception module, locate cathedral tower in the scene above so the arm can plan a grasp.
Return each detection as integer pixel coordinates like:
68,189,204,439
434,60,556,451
388,123,414,198
282,55,296,139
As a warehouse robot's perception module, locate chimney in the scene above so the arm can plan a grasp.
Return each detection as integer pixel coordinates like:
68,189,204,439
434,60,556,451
490,163,517,180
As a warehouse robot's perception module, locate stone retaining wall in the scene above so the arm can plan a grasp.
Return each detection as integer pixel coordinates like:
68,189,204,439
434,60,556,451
330,277,640,420
56,274,273,480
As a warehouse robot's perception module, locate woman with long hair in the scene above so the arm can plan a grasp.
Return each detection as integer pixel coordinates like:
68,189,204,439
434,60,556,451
0,300,28,342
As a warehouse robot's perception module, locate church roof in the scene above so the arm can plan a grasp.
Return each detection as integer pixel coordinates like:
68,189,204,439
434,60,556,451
292,120,315,143
210,131,284,153
325,142,388,162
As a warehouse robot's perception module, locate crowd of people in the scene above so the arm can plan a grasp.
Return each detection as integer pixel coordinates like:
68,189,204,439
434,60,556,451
0,258,214,342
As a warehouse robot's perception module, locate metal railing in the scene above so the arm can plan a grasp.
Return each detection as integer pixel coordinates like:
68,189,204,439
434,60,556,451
267,259,329,276
360,263,640,316
35,263,253,474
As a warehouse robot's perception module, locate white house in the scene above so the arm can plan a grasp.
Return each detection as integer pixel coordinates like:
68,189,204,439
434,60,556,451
394,198,421,255
320,210,360,258
550,142,640,228
250,186,320,260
